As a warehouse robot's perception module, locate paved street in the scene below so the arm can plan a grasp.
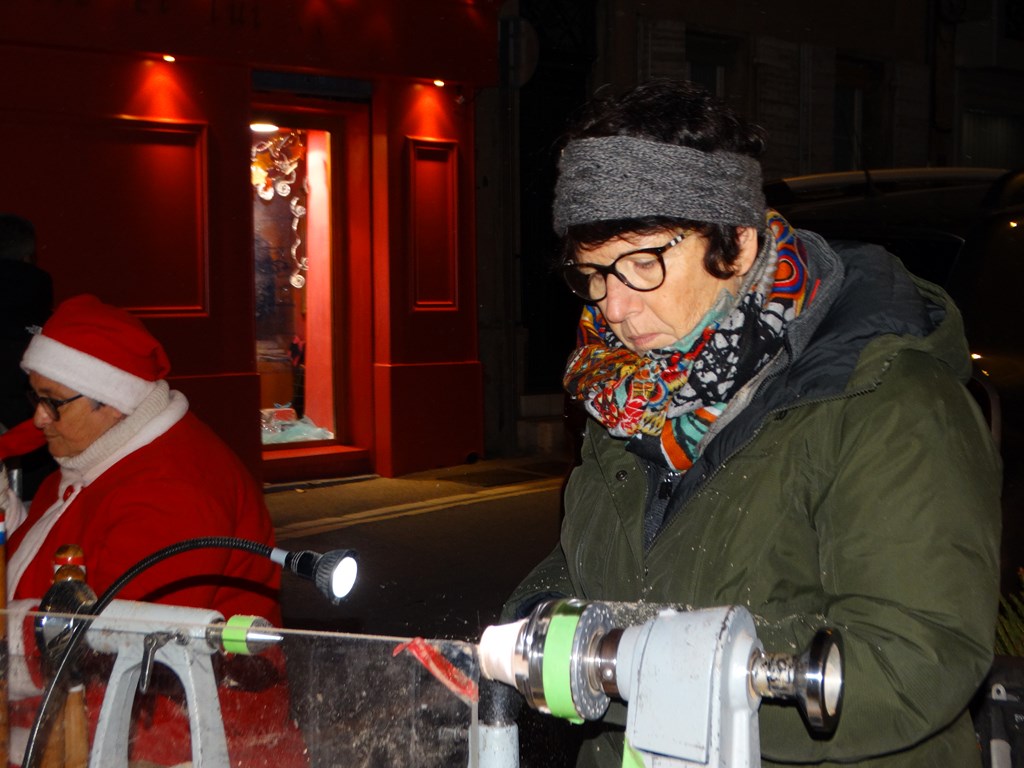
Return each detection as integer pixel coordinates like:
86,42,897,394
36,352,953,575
265,455,571,641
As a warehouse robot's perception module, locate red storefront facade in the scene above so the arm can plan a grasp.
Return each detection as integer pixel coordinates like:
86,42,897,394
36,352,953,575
0,1,497,481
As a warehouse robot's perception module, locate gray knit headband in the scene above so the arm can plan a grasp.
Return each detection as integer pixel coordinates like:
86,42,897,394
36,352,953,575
552,135,766,235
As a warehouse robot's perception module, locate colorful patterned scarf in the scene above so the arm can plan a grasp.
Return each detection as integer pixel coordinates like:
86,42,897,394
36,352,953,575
563,210,811,472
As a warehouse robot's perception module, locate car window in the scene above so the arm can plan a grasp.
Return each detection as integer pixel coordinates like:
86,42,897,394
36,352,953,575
951,214,1024,352
866,232,965,287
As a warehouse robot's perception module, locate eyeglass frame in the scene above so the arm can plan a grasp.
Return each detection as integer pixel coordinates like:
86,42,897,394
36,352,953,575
27,390,86,422
558,231,691,303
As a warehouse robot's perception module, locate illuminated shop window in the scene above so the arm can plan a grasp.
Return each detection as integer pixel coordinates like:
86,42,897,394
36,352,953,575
252,126,335,445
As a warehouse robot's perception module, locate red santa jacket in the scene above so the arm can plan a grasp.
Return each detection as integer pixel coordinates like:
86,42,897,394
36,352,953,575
9,411,281,622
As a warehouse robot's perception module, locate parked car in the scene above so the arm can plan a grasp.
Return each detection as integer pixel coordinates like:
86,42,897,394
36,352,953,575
766,167,1024,596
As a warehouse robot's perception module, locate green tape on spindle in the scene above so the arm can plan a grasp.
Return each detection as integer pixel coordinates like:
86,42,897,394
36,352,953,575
542,604,583,723
222,614,258,655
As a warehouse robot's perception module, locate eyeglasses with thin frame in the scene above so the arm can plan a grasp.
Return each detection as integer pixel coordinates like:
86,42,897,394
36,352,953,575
27,390,85,422
559,232,690,303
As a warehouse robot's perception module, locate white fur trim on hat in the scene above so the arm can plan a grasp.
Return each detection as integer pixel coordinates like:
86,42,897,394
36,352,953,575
22,334,157,415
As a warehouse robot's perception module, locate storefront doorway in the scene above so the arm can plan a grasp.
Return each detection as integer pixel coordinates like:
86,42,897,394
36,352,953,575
252,125,335,445
250,96,375,480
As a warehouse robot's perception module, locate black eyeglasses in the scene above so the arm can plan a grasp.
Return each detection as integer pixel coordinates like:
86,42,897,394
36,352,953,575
28,390,85,422
558,232,690,303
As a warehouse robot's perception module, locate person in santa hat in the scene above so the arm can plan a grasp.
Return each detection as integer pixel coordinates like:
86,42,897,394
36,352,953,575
0,293,308,767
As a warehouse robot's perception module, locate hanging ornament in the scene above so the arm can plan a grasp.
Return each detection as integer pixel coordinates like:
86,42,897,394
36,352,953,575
288,192,308,288
250,131,305,201
251,129,311,291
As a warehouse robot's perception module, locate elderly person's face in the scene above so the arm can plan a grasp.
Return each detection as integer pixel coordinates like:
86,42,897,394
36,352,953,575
587,227,759,354
28,371,125,458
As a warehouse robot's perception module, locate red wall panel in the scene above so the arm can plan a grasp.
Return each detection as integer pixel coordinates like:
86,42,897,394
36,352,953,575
408,138,460,308
0,46,254,372
0,44,261,475
374,81,481,365
9,115,208,314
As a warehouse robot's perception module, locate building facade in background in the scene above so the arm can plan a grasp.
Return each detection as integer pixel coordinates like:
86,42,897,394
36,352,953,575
0,0,499,481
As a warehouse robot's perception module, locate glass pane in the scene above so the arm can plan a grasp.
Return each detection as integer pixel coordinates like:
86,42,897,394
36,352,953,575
7,606,480,767
252,126,336,446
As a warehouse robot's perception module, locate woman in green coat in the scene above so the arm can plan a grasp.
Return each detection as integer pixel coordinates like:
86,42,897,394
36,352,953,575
504,80,1001,767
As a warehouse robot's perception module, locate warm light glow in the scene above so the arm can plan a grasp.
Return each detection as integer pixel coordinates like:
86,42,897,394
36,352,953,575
433,79,446,87
971,353,982,360
1011,221,1019,228
162,54,176,63
408,83,455,139
250,122,279,133
126,60,195,121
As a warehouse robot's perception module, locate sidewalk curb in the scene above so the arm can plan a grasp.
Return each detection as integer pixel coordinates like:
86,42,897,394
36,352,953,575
274,476,563,541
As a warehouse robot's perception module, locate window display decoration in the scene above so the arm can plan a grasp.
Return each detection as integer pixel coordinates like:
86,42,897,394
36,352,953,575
251,131,308,288
251,130,304,199
287,196,308,288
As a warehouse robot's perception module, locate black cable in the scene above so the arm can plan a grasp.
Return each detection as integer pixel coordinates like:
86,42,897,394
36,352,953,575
22,536,274,768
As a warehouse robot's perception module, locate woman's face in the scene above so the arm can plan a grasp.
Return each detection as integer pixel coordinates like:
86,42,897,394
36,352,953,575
28,371,124,458
585,227,759,354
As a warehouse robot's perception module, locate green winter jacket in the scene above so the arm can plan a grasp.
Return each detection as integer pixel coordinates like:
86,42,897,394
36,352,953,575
504,232,1002,767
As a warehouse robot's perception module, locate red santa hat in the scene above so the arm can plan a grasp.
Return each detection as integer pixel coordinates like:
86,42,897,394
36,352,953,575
21,294,171,415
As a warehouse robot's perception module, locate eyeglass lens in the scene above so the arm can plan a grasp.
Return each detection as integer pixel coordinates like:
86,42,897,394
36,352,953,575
563,251,667,302
27,390,83,421
561,232,687,302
